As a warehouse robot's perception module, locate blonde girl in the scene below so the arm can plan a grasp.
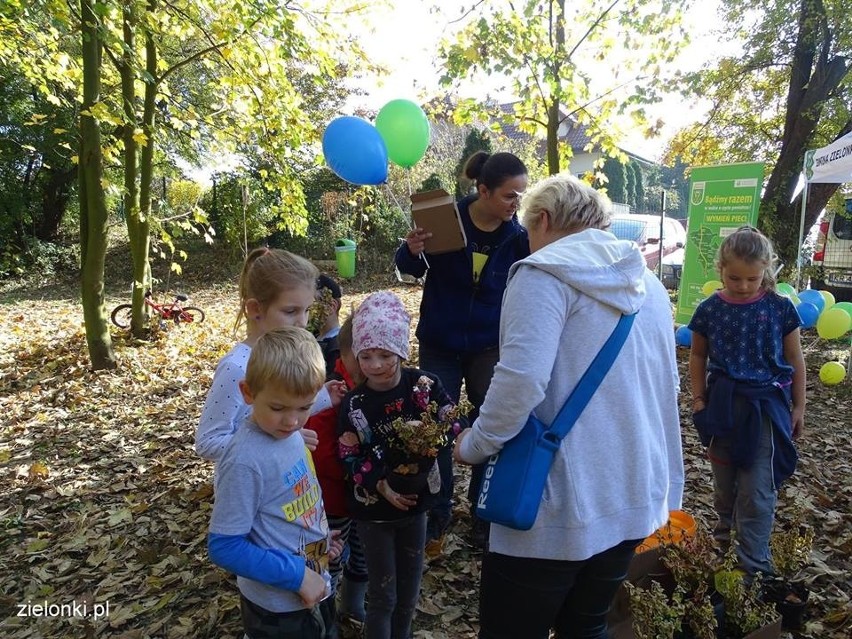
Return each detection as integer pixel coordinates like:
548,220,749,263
688,226,805,577
196,247,345,462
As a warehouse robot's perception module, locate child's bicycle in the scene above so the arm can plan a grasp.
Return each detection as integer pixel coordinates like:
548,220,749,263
110,290,205,329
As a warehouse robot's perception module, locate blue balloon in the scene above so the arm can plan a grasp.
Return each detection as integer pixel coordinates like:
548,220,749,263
675,326,692,347
797,289,825,314
322,117,388,186
796,301,820,329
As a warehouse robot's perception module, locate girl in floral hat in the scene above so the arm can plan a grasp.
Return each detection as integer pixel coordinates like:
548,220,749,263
337,291,468,639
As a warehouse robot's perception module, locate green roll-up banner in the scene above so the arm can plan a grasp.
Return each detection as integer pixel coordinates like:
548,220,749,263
675,162,765,325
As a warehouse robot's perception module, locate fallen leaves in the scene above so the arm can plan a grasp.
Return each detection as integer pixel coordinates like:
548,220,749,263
1,272,849,639
27,462,49,481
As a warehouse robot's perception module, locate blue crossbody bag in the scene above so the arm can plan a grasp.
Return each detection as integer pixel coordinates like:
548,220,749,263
475,313,635,530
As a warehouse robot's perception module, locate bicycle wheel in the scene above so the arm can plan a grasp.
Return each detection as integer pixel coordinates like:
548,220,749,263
177,306,205,324
110,304,133,329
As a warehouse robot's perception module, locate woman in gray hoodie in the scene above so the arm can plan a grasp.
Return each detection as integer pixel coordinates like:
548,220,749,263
454,174,684,639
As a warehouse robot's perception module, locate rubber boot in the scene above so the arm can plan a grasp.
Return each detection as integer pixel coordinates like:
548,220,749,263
338,575,367,623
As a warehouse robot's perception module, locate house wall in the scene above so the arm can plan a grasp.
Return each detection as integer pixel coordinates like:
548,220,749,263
566,151,602,177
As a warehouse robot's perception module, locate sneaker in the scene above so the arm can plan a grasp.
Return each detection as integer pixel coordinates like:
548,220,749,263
339,615,365,639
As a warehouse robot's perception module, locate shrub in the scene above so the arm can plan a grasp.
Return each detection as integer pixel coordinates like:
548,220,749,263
1,238,80,280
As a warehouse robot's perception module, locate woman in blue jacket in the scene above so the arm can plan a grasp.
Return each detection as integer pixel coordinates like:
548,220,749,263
395,151,529,550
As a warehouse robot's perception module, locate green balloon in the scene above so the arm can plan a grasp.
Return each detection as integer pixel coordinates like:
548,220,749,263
375,100,431,168
777,282,797,297
834,301,852,316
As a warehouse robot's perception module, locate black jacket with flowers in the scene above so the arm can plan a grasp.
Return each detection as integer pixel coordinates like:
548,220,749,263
337,367,465,521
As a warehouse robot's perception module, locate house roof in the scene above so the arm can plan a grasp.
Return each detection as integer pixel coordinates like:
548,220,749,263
496,103,535,143
424,95,658,166
496,101,657,165
497,102,593,154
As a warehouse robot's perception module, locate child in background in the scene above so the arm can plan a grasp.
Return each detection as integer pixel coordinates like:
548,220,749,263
338,292,466,639
307,314,369,631
208,327,343,639
314,274,343,378
195,248,345,462
689,226,806,578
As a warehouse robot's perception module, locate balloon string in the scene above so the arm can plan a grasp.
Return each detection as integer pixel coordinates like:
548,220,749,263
802,336,820,354
384,182,429,270
383,183,409,226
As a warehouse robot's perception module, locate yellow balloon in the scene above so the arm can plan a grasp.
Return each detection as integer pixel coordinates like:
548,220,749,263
819,361,846,386
816,307,852,340
819,290,836,311
702,280,723,296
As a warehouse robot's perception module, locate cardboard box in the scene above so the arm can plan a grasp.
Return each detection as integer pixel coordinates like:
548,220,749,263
410,189,467,254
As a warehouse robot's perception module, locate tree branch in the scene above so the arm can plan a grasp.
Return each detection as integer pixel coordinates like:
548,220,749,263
557,75,639,124
448,0,489,25
156,210,196,224
565,0,620,63
157,9,265,84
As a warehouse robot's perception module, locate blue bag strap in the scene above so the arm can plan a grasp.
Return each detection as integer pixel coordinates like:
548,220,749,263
548,312,636,440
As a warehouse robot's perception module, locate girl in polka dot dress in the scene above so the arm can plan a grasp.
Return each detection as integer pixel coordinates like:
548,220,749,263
688,226,805,578
195,247,345,463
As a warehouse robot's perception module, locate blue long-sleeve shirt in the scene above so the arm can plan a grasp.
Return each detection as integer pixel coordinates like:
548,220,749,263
208,533,305,592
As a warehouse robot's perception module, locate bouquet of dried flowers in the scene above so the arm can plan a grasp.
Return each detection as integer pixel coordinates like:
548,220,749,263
385,376,473,476
307,286,334,336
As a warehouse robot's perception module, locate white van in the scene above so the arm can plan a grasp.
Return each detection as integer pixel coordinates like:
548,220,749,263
812,199,852,302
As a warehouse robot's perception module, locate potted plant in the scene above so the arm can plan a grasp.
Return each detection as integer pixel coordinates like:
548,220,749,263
624,580,686,639
383,380,472,493
680,582,722,639
625,521,781,639
714,566,780,639
764,509,814,631
658,520,728,639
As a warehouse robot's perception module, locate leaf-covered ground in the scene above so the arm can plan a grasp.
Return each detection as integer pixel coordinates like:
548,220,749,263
0,253,850,639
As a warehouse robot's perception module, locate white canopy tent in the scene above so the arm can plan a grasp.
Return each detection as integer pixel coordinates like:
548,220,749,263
796,130,852,286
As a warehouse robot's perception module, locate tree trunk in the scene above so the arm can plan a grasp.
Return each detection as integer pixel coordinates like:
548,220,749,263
37,165,76,241
545,0,565,176
79,0,116,370
546,101,560,175
136,0,157,309
760,0,850,268
120,0,150,337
